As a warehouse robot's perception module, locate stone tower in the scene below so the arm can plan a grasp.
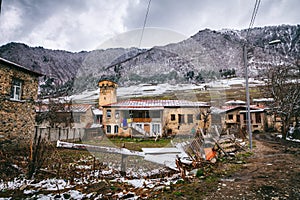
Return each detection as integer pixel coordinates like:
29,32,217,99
98,79,118,108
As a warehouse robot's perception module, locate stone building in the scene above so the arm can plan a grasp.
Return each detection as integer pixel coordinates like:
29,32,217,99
221,105,266,133
36,103,94,129
0,57,42,141
98,79,211,137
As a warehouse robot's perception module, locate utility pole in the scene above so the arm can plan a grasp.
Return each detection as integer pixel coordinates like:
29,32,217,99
243,44,252,150
0,0,2,15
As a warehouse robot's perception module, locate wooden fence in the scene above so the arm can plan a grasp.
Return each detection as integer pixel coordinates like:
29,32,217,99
35,126,103,142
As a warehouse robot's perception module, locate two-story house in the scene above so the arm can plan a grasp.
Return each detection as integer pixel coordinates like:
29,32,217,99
98,79,211,137
0,57,42,141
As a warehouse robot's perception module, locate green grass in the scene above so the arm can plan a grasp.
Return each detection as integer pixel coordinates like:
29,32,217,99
84,136,173,151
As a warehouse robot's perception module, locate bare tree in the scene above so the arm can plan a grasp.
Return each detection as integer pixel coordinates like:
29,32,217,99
263,64,300,138
36,98,73,128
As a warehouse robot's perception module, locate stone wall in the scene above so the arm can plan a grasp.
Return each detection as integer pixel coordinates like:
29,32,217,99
0,62,40,141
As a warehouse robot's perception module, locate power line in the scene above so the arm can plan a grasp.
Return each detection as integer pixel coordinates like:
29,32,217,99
138,0,152,48
246,0,261,38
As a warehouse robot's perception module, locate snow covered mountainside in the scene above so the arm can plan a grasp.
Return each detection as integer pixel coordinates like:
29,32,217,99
0,24,299,97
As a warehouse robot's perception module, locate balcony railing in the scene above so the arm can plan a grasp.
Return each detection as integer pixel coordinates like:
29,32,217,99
132,118,152,123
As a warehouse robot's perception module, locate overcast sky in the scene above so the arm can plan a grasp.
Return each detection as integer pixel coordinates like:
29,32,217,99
0,0,299,52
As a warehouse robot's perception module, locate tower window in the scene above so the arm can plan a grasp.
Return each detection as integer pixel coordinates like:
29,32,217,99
107,110,111,118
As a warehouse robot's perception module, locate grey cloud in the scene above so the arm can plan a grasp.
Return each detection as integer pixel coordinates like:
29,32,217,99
1,0,299,51
124,0,300,37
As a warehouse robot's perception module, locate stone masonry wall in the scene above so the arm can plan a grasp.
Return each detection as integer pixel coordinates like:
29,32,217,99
0,63,40,141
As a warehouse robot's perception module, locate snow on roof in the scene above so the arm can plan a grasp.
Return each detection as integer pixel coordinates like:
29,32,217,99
225,100,246,105
219,105,265,113
36,104,92,113
104,99,209,108
239,109,265,113
92,108,103,115
253,98,274,102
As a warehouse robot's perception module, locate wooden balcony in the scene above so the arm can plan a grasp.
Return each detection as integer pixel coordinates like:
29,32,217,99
132,118,152,123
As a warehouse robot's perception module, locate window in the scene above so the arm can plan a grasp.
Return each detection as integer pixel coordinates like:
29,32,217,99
196,113,201,120
115,111,120,119
228,114,233,120
255,113,261,123
236,114,240,123
114,125,119,134
178,114,185,124
106,125,111,133
73,115,81,123
187,114,193,123
152,124,161,135
171,114,176,121
150,111,160,118
10,78,22,100
95,115,102,124
106,110,111,118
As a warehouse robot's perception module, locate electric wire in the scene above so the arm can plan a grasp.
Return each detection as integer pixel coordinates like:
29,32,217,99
246,0,261,39
138,0,152,48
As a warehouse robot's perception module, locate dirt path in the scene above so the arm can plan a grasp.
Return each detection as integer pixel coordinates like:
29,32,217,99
206,136,300,199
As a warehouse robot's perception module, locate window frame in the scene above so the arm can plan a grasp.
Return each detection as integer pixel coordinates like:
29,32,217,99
187,114,193,124
170,114,176,121
114,125,119,134
178,114,185,124
10,78,23,101
106,109,112,118
106,125,111,134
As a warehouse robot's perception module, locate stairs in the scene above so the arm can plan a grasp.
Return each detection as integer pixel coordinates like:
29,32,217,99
129,124,150,137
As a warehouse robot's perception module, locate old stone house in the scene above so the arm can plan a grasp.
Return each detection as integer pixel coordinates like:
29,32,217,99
221,106,266,133
98,80,211,137
0,57,42,141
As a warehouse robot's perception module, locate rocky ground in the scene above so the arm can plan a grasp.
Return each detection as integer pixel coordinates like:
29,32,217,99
151,134,300,200
0,133,300,199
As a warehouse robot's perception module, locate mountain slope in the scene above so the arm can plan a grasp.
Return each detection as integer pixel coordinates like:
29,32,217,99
0,24,299,96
